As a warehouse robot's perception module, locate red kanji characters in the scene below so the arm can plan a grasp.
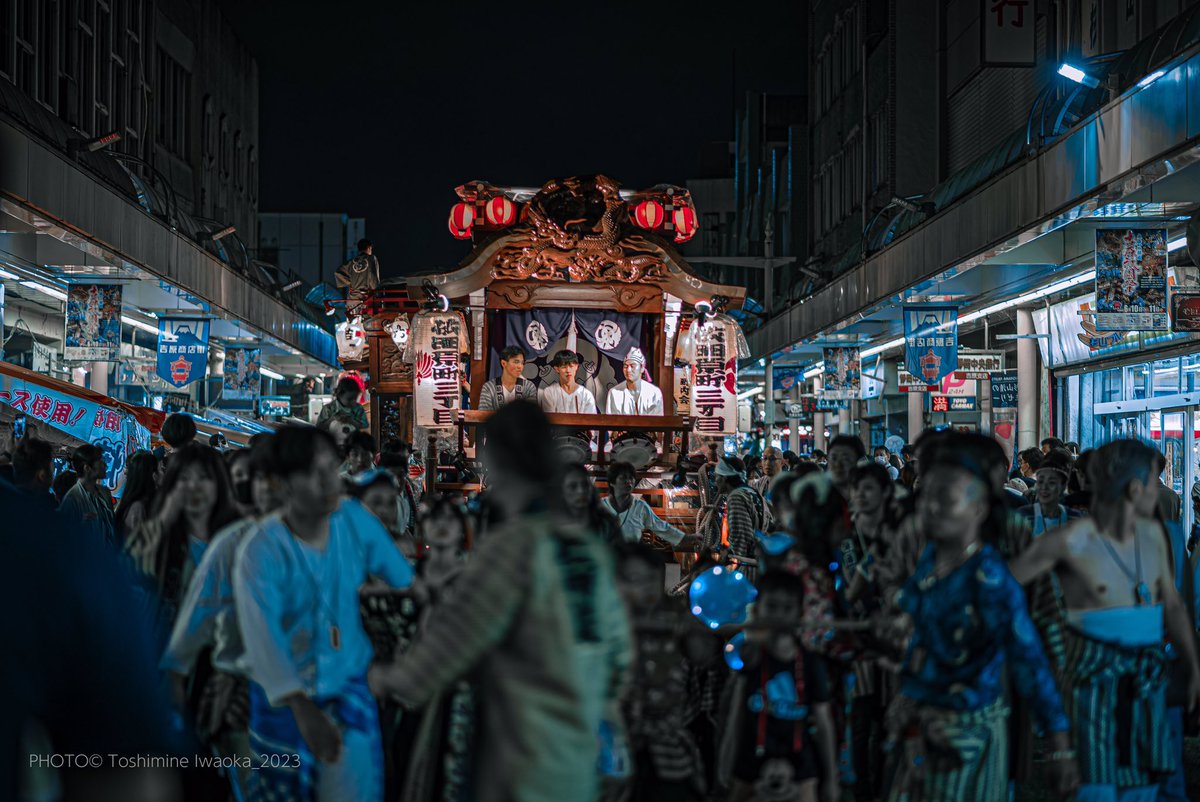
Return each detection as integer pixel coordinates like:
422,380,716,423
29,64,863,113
49,400,74,425
105,411,122,432
30,394,53,420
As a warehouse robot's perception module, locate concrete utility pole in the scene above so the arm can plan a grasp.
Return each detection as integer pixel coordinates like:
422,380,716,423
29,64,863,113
696,220,798,449
1016,308,1038,451
908,389,923,443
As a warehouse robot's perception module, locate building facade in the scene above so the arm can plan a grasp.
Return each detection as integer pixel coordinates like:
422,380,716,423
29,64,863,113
258,212,365,288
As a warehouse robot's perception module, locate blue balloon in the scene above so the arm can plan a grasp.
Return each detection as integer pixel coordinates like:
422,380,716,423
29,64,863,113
689,565,758,629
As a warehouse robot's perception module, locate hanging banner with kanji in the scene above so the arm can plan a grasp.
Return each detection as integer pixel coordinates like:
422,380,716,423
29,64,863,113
821,346,861,400
223,347,261,400
411,310,469,429
903,305,958,386
689,317,738,436
156,319,210,388
0,367,152,488
1094,228,1168,331
64,284,122,361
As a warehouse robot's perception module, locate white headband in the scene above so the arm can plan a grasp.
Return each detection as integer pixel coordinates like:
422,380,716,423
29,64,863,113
714,458,746,480
624,347,646,367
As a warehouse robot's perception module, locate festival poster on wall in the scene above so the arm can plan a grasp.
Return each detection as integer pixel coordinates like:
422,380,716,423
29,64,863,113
0,371,151,488
223,348,261,400
821,346,861,400
690,318,737,435
412,310,468,429
156,319,210,388
903,305,958,385
1094,228,1168,331
64,284,122,361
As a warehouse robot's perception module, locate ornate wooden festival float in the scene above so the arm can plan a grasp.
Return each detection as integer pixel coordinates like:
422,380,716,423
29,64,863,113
341,174,748,537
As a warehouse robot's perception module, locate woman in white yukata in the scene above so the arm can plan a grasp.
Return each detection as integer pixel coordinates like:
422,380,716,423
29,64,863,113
234,426,414,802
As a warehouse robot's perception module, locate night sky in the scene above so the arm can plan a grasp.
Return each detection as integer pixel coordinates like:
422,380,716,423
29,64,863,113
218,2,806,276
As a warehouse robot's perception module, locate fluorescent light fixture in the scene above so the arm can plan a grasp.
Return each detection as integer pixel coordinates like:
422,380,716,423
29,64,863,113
1167,236,1187,252
0,267,18,280
1137,70,1166,88
120,315,159,335
209,225,237,241
281,280,303,292
737,387,763,400
260,367,285,381
1058,63,1099,88
19,281,68,301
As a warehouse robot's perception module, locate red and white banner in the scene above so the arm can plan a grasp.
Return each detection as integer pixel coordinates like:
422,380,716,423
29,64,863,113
411,310,469,429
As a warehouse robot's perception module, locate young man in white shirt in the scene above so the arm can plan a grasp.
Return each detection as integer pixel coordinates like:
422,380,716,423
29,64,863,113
234,426,413,801
599,461,687,547
538,349,598,414
605,347,665,416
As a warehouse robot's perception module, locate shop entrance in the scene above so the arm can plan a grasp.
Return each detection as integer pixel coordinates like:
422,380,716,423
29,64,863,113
1096,394,1200,535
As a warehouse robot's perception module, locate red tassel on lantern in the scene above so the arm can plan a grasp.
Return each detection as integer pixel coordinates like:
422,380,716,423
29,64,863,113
672,205,698,242
448,202,475,239
633,200,664,229
485,195,517,226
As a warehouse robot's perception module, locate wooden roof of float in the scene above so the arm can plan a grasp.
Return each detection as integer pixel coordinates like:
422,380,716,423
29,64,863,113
406,174,746,310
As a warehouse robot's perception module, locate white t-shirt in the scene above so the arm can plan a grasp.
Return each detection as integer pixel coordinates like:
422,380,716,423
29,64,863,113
605,381,665,416
600,496,684,546
539,382,598,414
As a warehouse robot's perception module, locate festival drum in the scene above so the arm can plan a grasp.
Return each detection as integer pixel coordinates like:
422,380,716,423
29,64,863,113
611,432,656,469
554,430,593,465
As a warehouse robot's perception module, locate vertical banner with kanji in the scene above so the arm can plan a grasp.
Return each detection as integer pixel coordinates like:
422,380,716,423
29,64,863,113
690,318,737,436
64,284,122,361
821,346,861,400
1094,228,1168,331
223,347,261,400
990,371,1019,469
156,319,210,388
411,310,469,429
903,305,958,386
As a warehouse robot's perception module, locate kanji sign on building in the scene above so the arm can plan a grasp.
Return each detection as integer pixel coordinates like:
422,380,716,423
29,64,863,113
690,318,737,436
0,369,151,488
983,0,1035,66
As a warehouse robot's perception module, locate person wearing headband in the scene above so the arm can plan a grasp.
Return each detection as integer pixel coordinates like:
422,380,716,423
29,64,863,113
699,456,769,579
605,347,664,416
538,350,598,415
1018,451,1079,538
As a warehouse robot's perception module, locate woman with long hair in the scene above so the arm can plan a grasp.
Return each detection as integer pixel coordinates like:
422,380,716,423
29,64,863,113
125,444,238,632
561,462,622,545
115,450,159,543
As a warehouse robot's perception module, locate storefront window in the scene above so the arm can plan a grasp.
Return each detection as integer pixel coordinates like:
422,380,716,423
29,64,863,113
1152,357,1181,397
1183,353,1200,393
1094,368,1123,404
1126,364,1149,400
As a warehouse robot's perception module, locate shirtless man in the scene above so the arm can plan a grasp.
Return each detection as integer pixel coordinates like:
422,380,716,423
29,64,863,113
1009,439,1200,802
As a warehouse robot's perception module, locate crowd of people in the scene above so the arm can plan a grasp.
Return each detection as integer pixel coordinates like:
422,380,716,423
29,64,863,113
3,403,1200,802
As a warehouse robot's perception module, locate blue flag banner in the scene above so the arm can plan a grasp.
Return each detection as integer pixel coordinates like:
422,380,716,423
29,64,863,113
156,319,210,388
773,366,802,392
903,305,958,386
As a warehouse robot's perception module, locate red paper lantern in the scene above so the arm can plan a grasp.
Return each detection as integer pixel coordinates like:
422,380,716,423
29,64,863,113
672,205,698,242
448,202,475,239
633,199,664,229
484,195,517,226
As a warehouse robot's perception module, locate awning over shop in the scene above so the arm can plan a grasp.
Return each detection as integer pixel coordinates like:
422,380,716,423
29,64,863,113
0,361,164,486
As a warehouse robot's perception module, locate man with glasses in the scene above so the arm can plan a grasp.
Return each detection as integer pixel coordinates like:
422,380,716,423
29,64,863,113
752,446,785,495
